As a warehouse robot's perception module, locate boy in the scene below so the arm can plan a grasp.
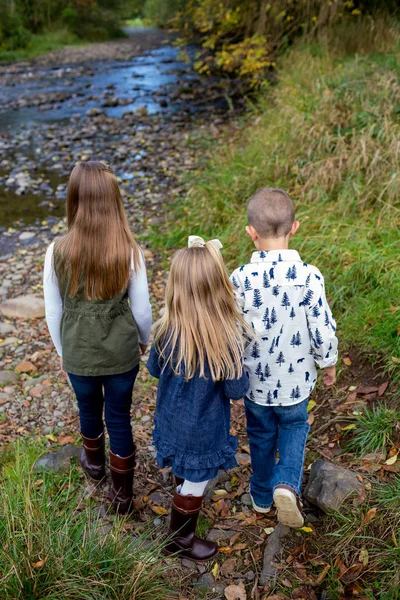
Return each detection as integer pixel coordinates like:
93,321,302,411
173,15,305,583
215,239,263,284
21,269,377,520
231,187,338,528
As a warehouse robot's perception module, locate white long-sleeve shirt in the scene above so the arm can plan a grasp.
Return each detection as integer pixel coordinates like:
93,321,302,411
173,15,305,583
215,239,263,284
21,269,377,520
43,241,152,357
231,249,338,406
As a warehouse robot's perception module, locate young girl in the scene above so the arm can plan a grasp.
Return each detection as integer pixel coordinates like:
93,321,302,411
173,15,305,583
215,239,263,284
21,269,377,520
44,161,152,514
147,236,250,562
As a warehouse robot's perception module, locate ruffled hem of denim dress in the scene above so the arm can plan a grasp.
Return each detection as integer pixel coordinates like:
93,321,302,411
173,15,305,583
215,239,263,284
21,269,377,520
153,433,238,482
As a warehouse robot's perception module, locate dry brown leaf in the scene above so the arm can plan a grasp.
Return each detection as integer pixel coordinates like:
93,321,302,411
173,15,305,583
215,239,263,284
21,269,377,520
220,557,237,576
315,564,331,585
15,360,35,373
378,382,389,397
32,555,48,568
340,563,364,584
343,357,352,366
58,436,75,446
150,505,168,515
224,582,246,600
232,542,247,551
362,507,377,525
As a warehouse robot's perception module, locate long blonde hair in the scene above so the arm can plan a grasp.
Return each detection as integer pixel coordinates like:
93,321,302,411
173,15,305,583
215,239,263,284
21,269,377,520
154,243,249,381
55,161,140,300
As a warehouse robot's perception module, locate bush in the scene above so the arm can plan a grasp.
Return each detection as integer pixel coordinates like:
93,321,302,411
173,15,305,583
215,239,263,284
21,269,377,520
0,8,31,51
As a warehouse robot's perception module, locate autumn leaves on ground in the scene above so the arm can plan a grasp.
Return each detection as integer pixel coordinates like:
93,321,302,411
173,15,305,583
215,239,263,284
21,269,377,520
1,13,400,600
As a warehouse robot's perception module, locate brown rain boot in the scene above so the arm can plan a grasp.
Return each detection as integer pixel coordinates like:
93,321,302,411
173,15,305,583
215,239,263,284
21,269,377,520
164,489,218,563
107,449,135,515
80,431,106,481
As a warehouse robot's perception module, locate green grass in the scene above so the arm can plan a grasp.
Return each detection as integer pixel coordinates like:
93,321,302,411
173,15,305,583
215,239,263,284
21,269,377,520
0,28,84,62
0,442,174,600
345,405,400,456
153,22,400,380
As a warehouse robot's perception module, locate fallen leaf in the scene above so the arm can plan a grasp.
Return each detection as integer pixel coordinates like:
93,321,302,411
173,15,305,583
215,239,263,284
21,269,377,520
299,526,313,533
340,563,363,584
342,424,356,431
385,454,398,466
219,547,232,554
281,578,292,587
150,505,168,515
32,556,48,568
307,400,316,413
392,356,400,364
211,561,219,579
307,412,315,426
15,360,35,374
58,436,75,446
232,542,247,551
214,489,228,496
362,507,377,525
378,382,389,397
220,557,237,576
224,582,246,600
343,357,352,366
359,548,369,566
45,434,58,443
315,564,331,585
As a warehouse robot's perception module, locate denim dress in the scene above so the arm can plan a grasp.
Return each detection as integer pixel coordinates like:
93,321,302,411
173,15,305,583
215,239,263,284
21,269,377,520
147,346,249,482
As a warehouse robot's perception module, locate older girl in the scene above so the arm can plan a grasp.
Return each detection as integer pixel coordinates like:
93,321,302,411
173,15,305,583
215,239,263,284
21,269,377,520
147,236,250,562
44,161,152,514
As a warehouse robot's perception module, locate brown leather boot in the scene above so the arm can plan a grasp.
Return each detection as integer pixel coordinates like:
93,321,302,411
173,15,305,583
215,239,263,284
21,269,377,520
80,432,106,481
107,450,135,515
164,490,218,562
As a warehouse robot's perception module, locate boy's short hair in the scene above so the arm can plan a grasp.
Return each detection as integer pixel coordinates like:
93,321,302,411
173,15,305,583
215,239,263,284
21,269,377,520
247,187,295,238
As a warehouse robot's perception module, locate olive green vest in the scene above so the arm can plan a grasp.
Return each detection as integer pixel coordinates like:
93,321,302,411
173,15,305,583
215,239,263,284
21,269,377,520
54,252,140,377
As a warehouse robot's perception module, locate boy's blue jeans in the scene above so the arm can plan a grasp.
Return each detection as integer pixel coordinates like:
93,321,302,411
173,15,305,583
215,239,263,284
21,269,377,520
68,365,139,457
244,397,310,508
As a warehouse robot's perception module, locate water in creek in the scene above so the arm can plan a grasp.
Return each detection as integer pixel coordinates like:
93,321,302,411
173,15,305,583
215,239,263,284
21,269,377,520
0,32,237,246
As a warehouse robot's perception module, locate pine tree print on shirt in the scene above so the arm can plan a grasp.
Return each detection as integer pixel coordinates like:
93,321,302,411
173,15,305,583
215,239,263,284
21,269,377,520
290,307,296,319
252,289,263,308
314,328,324,348
324,310,331,327
268,337,276,355
281,292,291,309
251,342,261,359
269,268,275,279
244,276,252,291
295,332,302,346
264,364,271,378
272,285,280,296
288,362,294,374
271,308,277,324
231,276,239,289
312,305,320,318
255,362,263,379
263,271,270,288
276,351,285,366
299,289,313,306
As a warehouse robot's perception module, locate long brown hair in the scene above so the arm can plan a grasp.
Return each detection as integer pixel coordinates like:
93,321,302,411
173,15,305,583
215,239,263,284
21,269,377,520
154,243,251,381
55,161,140,300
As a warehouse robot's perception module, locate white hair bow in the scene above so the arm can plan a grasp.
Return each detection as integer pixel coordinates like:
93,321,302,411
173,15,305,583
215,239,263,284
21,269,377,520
188,235,223,251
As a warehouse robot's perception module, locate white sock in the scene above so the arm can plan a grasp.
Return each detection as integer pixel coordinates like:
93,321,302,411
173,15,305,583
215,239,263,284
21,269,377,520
179,479,209,497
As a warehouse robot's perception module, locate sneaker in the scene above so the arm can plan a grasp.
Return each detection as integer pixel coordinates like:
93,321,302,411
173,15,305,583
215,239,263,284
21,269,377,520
250,492,271,514
273,486,304,528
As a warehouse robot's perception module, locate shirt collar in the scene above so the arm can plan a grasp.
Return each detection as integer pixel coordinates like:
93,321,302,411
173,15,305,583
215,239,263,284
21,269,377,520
250,249,302,264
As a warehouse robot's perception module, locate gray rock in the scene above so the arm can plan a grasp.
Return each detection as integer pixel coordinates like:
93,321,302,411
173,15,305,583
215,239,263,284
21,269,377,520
0,370,18,383
207,529,239,542
195,573,215,592
33,444,81,472
235,452,251,465
86,107,104,117
134,104,148,117
0,323,15,335
260,524,290,585
181,558,197,571
0,336,19,346
0,295,45,319
304,460,363,513
241,493,253,507
19,232,35,241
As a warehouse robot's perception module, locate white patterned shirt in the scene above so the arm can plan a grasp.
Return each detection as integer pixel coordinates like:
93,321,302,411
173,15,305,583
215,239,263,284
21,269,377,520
230,249,338,406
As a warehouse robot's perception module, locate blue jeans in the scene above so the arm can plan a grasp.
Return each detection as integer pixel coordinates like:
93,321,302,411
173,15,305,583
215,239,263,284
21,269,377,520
244,397,310,508
68,365,139,457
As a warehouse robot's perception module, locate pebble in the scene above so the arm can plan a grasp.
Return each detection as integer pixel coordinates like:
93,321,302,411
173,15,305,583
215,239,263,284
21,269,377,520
241,492,253,507
19,231,36,241
0,370,18,383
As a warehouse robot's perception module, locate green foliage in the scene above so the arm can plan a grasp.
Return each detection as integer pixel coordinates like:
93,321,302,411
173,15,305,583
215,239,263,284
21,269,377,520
165,0,399,84
0,442,173,599
0,0,136,54
345,406,400,456
142,0,185,25
157,25,400,374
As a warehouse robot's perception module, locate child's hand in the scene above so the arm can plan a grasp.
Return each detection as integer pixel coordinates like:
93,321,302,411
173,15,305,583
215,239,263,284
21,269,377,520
139,343,148,356
323,365,336,386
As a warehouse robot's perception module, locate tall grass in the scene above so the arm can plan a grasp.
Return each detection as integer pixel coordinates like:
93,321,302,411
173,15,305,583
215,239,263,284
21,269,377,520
0,443,174,600
157,17,400,376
